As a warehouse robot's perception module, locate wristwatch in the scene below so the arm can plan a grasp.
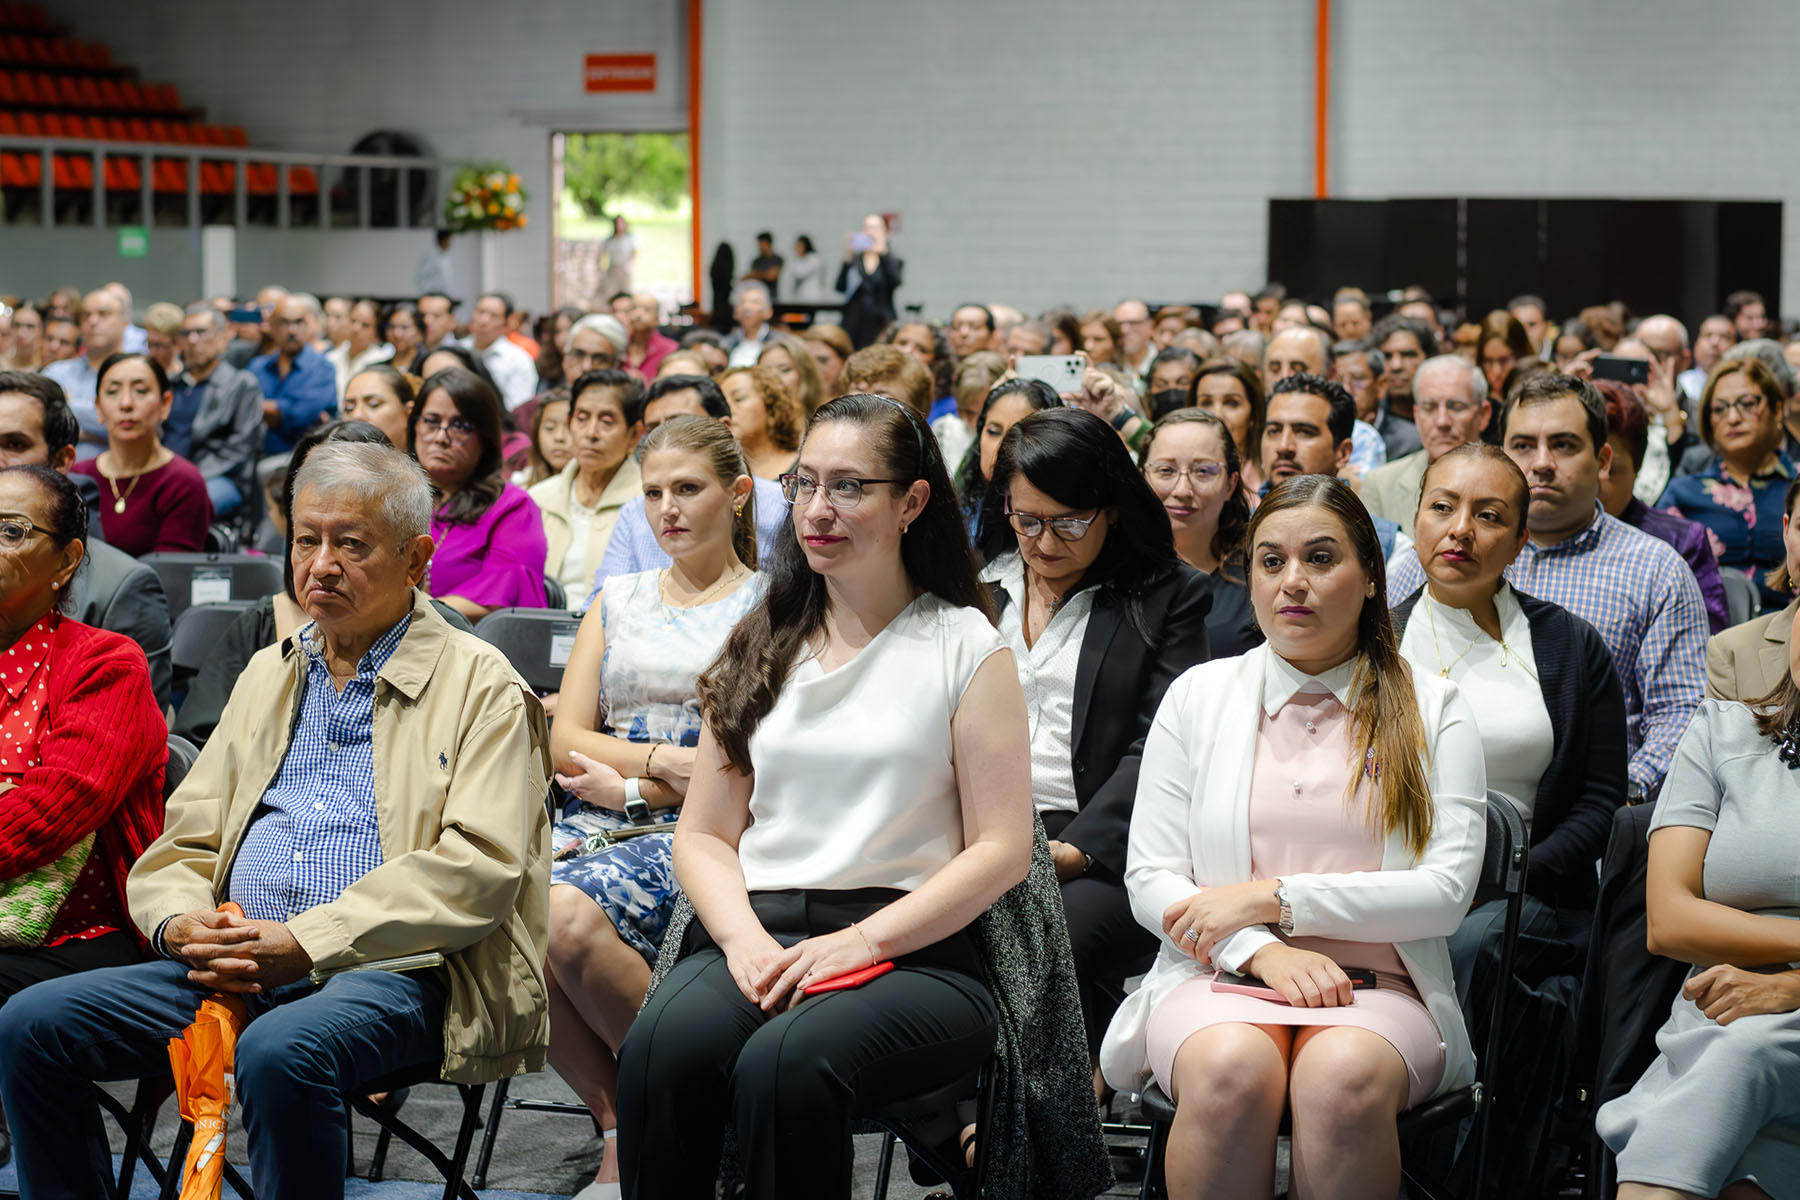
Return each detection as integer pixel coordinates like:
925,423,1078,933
622,777,652,825
1274,880,1294,934
1108,407,1136,431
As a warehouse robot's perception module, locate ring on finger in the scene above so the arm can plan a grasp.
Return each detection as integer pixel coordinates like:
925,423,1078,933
1182,929,1200,943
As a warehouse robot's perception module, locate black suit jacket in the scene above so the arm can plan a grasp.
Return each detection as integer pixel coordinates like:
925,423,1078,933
69,471,173,708
990,562,1214,879
1394,586,1628,908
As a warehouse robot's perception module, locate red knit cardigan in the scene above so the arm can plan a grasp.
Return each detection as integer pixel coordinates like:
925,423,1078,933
0,618,167,948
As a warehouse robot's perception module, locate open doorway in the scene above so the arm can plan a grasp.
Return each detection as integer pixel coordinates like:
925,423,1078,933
551,131,692,316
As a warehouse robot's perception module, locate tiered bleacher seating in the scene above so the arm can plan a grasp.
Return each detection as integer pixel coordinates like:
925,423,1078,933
0,2,318,203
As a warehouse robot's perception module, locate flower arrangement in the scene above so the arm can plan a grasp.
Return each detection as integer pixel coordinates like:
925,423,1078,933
444,164,528,232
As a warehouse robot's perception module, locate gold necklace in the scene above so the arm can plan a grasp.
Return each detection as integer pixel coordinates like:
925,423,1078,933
1426,593,1540,684
106,468,146,514
660,564,745,614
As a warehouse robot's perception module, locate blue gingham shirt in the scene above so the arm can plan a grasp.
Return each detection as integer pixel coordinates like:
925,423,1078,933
228,614,411,922
1388,503,1706,797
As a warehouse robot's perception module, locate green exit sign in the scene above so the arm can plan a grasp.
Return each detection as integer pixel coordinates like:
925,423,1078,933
117,226,148,258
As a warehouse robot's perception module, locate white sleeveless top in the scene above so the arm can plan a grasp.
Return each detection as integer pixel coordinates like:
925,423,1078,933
737,594,1008,892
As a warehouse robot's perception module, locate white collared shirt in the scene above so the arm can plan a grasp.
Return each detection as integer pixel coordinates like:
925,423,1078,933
460,335,540,410
1260,651,1360,718
983,552,1096,815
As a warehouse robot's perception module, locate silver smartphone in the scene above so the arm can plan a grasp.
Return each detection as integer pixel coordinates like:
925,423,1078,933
1014,354,1084,395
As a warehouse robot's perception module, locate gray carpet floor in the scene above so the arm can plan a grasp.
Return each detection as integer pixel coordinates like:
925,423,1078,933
0,1072,1166,1198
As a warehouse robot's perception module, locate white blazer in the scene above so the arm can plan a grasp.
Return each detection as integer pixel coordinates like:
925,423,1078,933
1097,644,1488,1099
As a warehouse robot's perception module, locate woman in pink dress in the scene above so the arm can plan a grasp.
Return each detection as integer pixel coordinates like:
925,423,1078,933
1099,474,1487,1200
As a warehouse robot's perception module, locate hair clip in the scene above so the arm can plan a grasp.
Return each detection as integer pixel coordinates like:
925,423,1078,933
1780,721,1800,770
1363,747,1380,783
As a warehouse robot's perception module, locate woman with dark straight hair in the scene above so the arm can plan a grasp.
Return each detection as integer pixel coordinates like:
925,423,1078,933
1188,356,1268,497
408,367,548,617
954,377,1062,559
982,406,1214,1093
617,394,1108,1199
1102,474,1486,1200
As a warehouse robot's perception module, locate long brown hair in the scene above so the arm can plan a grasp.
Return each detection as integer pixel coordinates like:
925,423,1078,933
637,414,757,570
1248,475,1434,856
697,394,989,773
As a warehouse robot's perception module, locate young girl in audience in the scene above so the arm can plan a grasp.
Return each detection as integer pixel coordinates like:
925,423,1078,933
1100,474,1486,1200
1139,408,1260,656
981,407,1213,1098
718,365,803,480
617,394,1106,1198
407,367,547,617
1598,601,1800,1200
339,363,417,449
1187,356,1267,498
545,415,761,1200
514,386,574,488
71,352,211,556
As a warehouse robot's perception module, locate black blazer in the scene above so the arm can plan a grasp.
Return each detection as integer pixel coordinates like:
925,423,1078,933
1205,567,1263,658
989,562,1214,879
1394,586,1628,908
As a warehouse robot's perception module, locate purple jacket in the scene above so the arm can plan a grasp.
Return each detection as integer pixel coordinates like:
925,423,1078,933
1622,497,1729,634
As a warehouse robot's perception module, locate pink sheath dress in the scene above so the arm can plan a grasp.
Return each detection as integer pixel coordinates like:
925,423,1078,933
1144,688,1448,1107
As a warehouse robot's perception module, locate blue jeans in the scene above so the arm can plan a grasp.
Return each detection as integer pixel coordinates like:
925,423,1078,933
0,958,446,1200
205,475,243,518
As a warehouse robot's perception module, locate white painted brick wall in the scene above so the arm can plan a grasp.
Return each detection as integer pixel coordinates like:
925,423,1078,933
24,1,1800,321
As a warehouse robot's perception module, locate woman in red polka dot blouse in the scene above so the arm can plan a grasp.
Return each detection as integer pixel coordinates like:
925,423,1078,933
0,465,168,1167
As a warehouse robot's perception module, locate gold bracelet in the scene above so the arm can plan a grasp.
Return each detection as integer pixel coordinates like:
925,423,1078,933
645,743,658,777
851,921,878,965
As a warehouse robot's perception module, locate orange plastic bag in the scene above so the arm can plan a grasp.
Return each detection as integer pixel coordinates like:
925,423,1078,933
165,902,251,1200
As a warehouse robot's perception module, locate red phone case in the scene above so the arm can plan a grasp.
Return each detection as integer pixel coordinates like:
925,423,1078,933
802,960,895,995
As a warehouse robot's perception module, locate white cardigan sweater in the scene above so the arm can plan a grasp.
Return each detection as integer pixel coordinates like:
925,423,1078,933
1098,645,1488,1099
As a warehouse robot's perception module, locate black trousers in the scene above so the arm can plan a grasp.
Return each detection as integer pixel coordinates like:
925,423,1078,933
0,930,141,1009
1043,810,1157,1055
0,929,141,1139
616,889,998,1200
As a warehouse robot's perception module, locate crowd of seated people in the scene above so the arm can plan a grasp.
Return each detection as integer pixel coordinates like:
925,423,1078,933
3,268,1800,1200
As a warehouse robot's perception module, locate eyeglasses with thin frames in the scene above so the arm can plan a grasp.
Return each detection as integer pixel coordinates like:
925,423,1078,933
1709,396,1768,420
1143,461,1227,489
0,517,56,547
1003,498,1101,541
417,414,478,440
778,473,905,509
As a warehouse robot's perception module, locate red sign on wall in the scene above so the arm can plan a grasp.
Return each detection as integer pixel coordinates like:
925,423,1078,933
585,53,658,94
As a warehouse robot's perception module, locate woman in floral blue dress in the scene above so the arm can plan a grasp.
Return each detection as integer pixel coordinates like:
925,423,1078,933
545,415,764,1199
1662,358,1795,613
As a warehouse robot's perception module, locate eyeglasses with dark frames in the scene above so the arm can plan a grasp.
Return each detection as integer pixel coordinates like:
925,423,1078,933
778,473,906,510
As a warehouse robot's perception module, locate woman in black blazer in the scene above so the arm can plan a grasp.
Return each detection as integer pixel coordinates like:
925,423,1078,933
834,215,903,347
980,407,1214,1076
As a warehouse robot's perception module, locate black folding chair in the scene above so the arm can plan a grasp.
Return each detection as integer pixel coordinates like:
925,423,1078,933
169,600,257,678
141,553,284,624
474,606,581,693
869,1056,999,1200
1134,791,1529,1199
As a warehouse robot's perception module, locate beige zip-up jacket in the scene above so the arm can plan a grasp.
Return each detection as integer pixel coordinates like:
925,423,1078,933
127,592,553,1084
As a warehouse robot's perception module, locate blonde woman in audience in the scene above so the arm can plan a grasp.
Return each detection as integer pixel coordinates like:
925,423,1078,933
802,323,854,395
1598,602,1800,1200
2,303,43,370
758,332,825,417
718,365,803,480
1101,474,1485,1200
546,414,761,1200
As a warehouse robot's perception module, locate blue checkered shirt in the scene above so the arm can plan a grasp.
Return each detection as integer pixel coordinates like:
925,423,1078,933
1388,504,1706,797
228,614,411,922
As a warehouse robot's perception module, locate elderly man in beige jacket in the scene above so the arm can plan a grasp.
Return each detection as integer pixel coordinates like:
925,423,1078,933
0,441,551,1200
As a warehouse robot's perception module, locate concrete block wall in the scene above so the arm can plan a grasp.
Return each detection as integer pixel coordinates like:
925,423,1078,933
16,1,1798,325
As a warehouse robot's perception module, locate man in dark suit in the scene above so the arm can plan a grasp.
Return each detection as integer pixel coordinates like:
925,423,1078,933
0,372,172,709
